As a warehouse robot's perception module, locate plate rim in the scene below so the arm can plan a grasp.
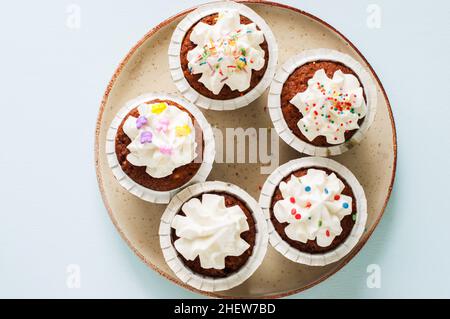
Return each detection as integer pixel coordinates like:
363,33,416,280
94,0,398,299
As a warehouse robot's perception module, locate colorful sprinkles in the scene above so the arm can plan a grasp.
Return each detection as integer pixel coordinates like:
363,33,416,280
151,102,167,114
156,118,170,133
292,70,366,144
140,131,153,144
134,103,192,153
136,116,147,129
175,124,191,137
188,13,261,82
159,146,173,156
279,170,355,248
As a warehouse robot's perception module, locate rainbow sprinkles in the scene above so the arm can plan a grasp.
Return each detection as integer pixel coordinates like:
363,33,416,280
187,9,266,94
290,69,367,144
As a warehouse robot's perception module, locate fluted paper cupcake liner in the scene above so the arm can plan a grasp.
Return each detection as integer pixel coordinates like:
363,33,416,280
105,93,215,204
268,49,377,156
159,181,268,292
259,157,367,266
169,1,278,111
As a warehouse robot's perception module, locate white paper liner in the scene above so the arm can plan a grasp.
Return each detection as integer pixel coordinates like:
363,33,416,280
268,49,377,156
105,93,216,204
159,181,269,292
259,157,367,266
168,1,278,111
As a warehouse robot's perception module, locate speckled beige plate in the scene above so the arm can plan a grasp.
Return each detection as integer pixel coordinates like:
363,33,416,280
95,1,397,298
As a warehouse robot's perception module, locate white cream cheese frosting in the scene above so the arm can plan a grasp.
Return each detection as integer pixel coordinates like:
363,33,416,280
290,68,367,144
273,168,353,247
187,9,266,94
172,193,250,269
122,101,197,178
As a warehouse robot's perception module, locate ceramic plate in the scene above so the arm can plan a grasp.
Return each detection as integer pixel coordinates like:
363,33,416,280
95,0,397,298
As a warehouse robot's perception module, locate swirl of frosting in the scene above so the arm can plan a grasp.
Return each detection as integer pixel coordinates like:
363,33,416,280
122,102,197,178
273,169,353,247
172,193,250,269
187,9,265,94
290,69,367,144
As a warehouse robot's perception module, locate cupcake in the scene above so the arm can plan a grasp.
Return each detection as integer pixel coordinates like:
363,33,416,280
159,181,268,292
169,1,278,110
268,49,377,156
105,93,215,204
259,157,367,266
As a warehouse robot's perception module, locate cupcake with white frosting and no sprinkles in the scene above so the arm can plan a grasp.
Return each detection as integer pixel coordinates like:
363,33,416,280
159,181,268,292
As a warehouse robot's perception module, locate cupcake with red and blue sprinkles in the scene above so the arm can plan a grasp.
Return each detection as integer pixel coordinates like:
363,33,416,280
259,157,367,266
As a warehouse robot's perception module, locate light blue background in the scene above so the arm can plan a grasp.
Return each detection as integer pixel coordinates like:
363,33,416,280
0,0,449,298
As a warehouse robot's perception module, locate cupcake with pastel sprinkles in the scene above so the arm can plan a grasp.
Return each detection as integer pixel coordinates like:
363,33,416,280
268,49,377,156
159,181,268,292
259,157,367,266
105,93,215,204
169,1,278,110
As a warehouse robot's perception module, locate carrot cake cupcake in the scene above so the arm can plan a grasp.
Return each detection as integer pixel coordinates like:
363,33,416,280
159,181,268,291
259,157,367,266
106,93,215,204
169,1,278,110
268,49,377,156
